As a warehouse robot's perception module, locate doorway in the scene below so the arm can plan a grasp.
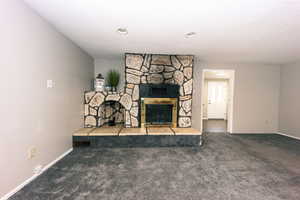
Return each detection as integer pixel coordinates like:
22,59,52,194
200,70,235,133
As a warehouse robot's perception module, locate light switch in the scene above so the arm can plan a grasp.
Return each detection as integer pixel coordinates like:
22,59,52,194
47,80,53,88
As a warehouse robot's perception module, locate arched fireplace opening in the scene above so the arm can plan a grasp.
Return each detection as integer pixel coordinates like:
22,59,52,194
98,101,125,127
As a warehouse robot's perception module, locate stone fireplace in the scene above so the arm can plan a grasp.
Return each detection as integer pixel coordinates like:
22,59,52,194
84,53,194,128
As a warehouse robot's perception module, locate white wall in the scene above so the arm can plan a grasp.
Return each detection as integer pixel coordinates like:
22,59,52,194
0,0,94,198
94,56,125,91
192,60,281,133
279,63,300,138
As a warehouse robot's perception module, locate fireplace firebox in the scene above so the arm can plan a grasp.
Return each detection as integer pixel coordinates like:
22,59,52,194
146,104,173,124
140,84,179,128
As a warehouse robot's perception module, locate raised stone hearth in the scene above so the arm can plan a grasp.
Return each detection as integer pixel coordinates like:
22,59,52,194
73,127,202,147
84,53,194,128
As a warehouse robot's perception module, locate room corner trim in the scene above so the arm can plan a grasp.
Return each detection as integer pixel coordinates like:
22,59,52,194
277,132,300,141
0,148,73,200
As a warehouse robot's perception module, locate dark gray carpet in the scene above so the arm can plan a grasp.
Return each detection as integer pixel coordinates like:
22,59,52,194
10,133,300,200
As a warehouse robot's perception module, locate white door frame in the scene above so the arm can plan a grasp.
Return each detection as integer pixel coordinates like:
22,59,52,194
200,69,235,133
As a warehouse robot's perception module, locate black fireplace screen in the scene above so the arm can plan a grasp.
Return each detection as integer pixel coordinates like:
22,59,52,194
140,84,179,127
146,104,173,124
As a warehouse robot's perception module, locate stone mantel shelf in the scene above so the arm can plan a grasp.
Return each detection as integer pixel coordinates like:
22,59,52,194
85,90,124,95
85,90,124,101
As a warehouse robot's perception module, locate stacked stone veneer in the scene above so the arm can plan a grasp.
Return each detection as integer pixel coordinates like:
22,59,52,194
84,92,127,127
84,53,194,128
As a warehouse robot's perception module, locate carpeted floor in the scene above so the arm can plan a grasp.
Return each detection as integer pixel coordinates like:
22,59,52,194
10,133,300,200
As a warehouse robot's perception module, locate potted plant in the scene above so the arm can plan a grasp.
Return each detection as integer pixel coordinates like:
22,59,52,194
106,70,120,92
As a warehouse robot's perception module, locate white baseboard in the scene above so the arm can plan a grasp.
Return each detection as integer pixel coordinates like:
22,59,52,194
206,130,227,133
0,148,73,200
41,148,73,173
277,132,300,141
230,132,275,134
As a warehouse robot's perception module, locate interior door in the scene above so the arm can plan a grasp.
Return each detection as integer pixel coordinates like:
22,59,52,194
207,81,228,119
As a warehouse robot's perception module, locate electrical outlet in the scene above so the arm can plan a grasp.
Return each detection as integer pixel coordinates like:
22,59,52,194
28,147,37,159
33,165,43,174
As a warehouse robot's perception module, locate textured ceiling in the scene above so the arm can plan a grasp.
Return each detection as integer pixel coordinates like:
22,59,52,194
24,0,300,64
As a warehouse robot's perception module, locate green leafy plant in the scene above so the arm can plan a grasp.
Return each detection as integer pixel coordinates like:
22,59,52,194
106,70,120,89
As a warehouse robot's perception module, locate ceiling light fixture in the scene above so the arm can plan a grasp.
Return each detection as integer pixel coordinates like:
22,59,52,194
185,32,197,38
116,28,128,35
